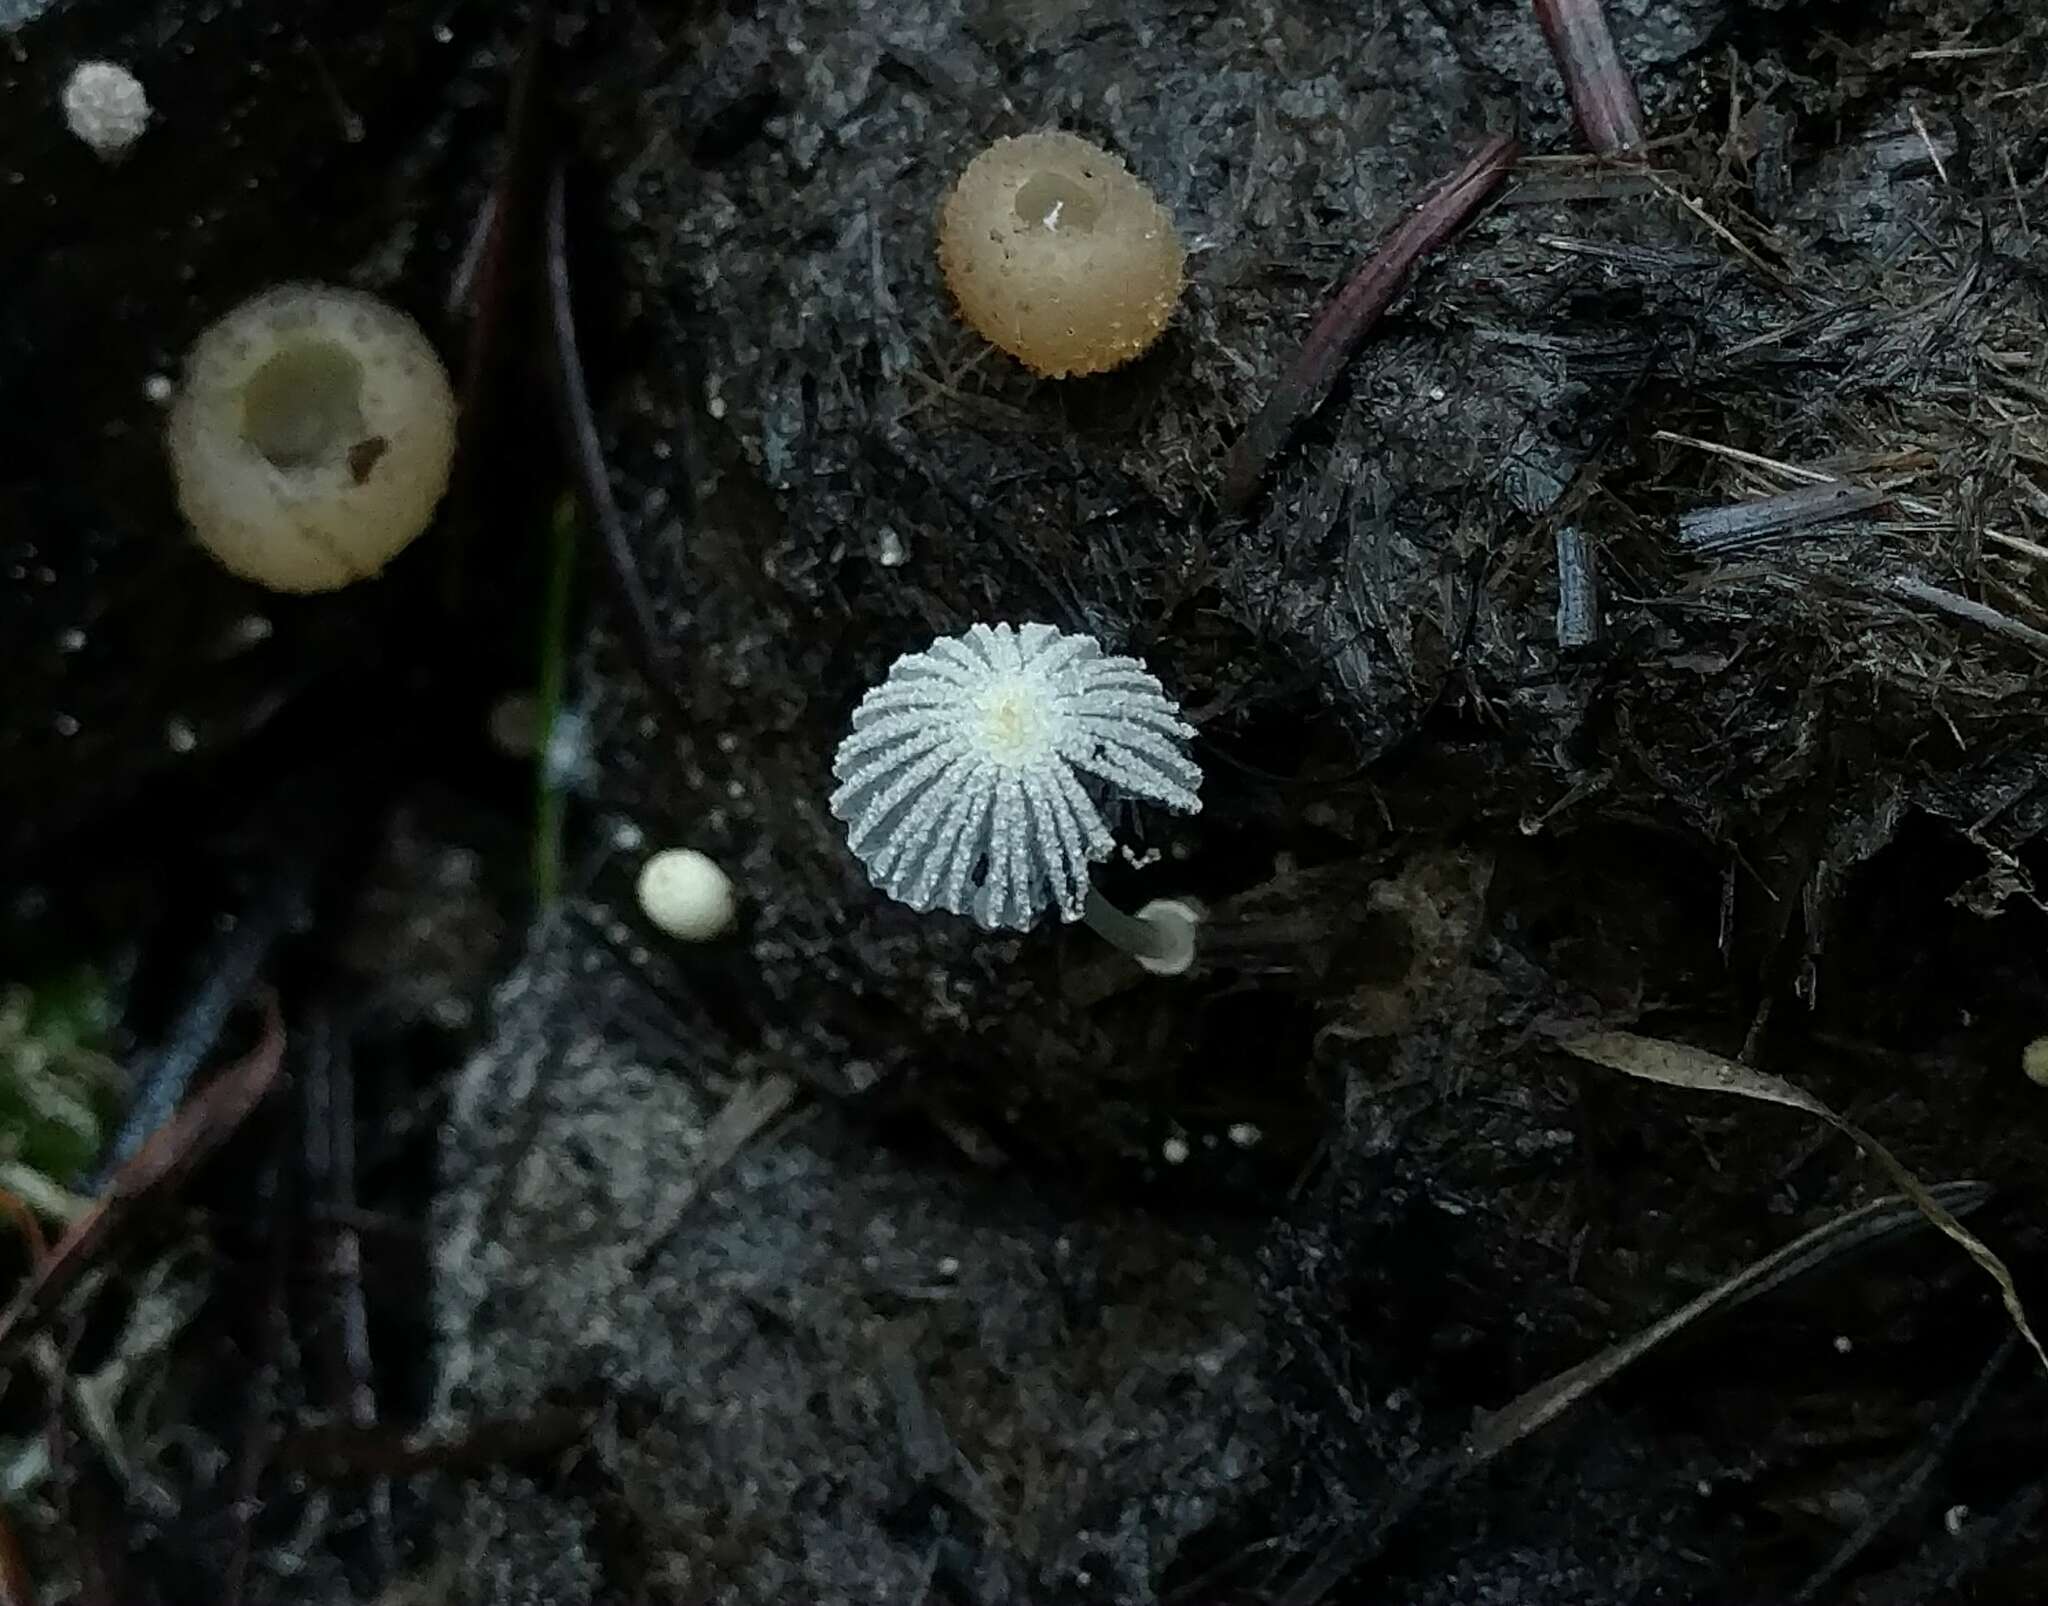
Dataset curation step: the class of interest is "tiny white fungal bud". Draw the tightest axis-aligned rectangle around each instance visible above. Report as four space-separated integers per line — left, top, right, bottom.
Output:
2023 1037 2048 1088
62 61 151 159
636 849 737 941
1161 1136 1190 1165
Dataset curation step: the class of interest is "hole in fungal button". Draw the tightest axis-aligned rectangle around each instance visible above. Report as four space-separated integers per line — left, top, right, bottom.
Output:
1014 170 1101 234
241 339 367 469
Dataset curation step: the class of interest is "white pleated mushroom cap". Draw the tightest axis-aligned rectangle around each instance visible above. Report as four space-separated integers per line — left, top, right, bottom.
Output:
829 621 1201 932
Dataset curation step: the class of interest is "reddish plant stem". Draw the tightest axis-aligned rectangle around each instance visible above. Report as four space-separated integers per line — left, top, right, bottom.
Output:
1533 0 1647 156
545 162 687 714
0 1191 46 1265
1221 133 1519 512
0 996 285 1351
0 1505 36 1606
455 1 553 413
94 870 301 1180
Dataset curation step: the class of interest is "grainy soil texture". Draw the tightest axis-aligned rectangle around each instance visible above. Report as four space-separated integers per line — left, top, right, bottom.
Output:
3 0 2048 1602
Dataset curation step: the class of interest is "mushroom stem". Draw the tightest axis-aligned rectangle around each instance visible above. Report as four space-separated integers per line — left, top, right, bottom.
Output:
1081 887 1200 977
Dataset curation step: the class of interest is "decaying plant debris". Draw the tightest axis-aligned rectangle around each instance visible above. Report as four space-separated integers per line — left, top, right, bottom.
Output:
2 0 2047 1601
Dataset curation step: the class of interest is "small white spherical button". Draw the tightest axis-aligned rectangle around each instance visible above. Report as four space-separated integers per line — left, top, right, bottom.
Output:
636 849 737 942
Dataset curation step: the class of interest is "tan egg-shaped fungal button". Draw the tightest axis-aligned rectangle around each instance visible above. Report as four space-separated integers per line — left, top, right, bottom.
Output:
938 131 1185 378
167 283 457 593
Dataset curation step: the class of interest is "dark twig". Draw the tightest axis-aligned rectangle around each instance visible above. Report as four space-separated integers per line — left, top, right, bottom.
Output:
455 1 554 411
1222 134 1519 511
0 1189 48 1266
1678 481 1886 554
1279 1183 1993 1603
0 1504 37 1606
54 1439 122 1606
224 1121 291 1606
1791 1332 2019 1604
627 1074 798 1275
545 162 685 708
301 1009 395 1578
278 1404 594 1481
1882 574 2048 658
1554 525 1600 649
1865 1482 2048 1604
95 869 303 1180
1533 0 1647 155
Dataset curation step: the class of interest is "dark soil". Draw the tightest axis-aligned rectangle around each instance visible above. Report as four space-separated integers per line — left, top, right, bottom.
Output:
2 0 2046 1602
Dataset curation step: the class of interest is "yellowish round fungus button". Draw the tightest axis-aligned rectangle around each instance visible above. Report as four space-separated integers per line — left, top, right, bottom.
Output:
637 849 737 942
167 283 457 593
937 131 1185 379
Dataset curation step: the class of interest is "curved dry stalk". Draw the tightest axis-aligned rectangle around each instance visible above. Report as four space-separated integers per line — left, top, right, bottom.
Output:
1222 134 1519 511
1561 1029 2048 1377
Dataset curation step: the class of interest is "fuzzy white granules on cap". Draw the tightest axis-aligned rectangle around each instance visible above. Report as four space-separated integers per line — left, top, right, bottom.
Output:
62 62 151 158
829 621 1201 932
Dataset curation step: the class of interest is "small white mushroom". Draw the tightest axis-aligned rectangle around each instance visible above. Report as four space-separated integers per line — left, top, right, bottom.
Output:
62 62 151 159
166 283 457 593
829 620 1203 971
636 849 737 941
